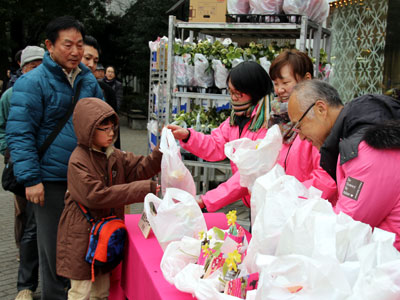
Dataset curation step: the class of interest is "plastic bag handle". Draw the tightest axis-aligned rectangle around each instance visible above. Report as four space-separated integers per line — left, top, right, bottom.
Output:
160 127 179 154
144 194 162 222
163 188 195 208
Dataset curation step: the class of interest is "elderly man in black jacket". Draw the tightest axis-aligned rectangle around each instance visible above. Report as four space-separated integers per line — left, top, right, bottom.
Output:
288 80 400 251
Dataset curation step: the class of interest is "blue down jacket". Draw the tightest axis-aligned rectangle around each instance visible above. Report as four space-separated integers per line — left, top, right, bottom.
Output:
6 52 103 186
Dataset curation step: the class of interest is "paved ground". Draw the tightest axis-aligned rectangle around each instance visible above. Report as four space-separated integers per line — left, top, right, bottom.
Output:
0 116 249 299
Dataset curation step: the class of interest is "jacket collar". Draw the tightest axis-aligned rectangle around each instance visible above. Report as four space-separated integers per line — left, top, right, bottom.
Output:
319 108 345 182
320 102 369 182
42 51 90 85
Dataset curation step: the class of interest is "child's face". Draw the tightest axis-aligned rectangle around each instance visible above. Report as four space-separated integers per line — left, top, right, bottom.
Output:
92 120 115 151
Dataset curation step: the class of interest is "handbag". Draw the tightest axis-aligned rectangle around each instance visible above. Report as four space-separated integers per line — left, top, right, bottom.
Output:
75 202 127 282
2 81 83 198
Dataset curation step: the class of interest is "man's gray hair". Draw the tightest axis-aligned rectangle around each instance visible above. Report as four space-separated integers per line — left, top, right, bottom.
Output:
293 80 343 112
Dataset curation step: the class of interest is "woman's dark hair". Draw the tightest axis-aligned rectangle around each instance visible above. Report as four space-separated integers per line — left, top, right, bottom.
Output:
15 50 23 64
45 16 85 44
106 65 116 74
227 61 273 105
269 49 314 81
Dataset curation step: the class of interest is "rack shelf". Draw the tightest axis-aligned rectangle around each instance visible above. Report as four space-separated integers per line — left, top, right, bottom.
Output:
173 92 230 101
174 20 331 40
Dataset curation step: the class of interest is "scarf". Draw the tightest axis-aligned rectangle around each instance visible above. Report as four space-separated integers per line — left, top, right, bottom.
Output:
229 95 272 132
268 98 296 144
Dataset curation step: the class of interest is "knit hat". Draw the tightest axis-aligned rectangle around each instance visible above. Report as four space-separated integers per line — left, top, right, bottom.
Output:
96 63 105 70
21 46 45 67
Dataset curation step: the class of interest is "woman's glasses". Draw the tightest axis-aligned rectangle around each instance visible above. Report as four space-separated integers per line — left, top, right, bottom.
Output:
96 125 117 134
282 102 315 141
228 87 243 99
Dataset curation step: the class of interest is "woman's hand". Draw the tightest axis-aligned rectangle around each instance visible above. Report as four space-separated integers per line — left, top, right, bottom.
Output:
166 124 189 140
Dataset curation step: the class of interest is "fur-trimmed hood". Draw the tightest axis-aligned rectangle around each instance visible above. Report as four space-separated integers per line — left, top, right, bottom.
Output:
363 120 400 149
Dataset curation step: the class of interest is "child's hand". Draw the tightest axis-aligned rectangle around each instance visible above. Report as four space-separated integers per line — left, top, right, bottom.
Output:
166 124 189 140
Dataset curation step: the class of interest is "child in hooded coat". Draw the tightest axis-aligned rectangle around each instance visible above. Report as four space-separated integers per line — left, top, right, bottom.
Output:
56 97 162 299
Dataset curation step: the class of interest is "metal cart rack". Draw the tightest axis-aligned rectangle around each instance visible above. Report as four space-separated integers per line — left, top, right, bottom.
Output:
148 15 331 194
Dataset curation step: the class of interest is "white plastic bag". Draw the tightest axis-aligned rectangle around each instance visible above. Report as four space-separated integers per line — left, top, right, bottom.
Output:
249 0 283 14
174 55 187 86
224 124 282 191
244 172 310 273
147 120 159 150
275 198 338 260
250 164 286 226
160 127 196 196
195 274 242 300
228 0 250 14
283 0 329 24
182 53 195 87
255 254 352 300
212 59 229 89
194 53 214 88
160 237 201 284
349 230 400 300
335 212 372 263
350 260 400 300
259 57 271 74
144 188 207 251
231 58 244 69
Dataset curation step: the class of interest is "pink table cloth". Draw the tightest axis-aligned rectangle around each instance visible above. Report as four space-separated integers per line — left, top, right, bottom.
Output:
109 213 250 300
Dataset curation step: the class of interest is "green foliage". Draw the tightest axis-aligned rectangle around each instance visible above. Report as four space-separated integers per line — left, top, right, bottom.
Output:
222 263 229 278
212 226 226 240
173 39 296 70
212 242 223 258
173 105 230 133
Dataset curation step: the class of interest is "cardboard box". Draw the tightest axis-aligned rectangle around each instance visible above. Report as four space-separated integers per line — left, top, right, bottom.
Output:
150 47 168 71
189 0 227 23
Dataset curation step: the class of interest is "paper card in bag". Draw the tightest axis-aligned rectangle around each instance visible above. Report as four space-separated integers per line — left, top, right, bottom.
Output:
138 211 152 238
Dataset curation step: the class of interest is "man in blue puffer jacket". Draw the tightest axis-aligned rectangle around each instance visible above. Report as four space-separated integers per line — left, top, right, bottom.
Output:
6 16 103 300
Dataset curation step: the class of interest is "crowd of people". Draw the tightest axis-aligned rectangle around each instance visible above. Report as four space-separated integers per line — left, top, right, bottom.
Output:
1 16 144 300
1 13 400 300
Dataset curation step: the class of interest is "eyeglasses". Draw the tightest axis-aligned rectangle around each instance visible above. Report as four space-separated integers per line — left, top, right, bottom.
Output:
96 125 117 134
282 102 315 141
228 87 243 99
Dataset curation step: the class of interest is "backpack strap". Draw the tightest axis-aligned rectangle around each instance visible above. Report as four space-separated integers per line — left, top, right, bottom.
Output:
74 201 95 224
38 80 83 159
75 167 116 223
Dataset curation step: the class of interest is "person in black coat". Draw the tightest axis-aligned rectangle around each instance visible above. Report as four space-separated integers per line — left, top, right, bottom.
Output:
103 65 123 111
82 36 121 149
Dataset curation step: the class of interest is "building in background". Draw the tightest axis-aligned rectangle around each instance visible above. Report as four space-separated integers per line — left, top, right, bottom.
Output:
328 0 398 102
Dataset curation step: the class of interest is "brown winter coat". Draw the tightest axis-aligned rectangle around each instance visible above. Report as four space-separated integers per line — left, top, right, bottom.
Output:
56 97 162 280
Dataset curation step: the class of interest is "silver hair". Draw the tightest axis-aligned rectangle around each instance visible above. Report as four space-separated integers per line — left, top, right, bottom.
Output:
292 80 343 114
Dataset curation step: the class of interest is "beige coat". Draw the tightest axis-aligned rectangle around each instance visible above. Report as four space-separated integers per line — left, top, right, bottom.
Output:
56 97 162 280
